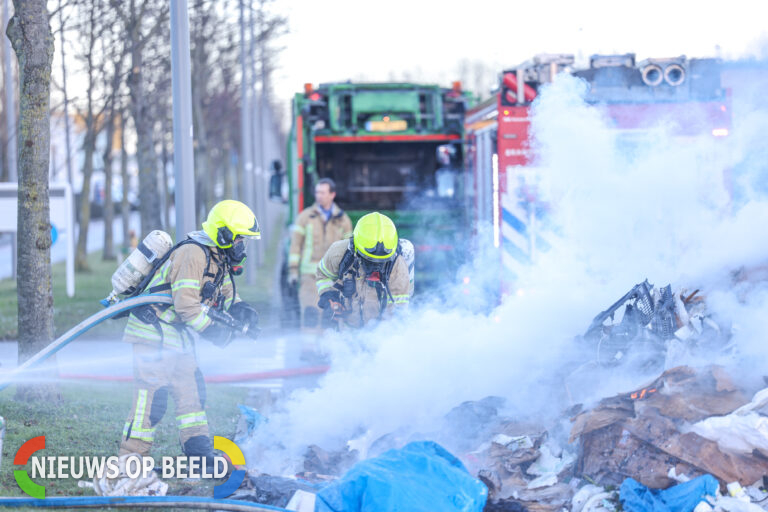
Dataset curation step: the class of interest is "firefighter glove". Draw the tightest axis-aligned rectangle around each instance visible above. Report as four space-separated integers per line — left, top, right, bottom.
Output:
318 290 341 310
200 321 234 347
228 301 260 339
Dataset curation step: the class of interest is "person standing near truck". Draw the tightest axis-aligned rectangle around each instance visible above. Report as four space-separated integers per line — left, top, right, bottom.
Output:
288 178 353 328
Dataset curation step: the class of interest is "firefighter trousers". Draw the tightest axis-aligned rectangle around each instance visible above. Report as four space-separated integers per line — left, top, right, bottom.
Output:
299 274 321 328
119 343 211 459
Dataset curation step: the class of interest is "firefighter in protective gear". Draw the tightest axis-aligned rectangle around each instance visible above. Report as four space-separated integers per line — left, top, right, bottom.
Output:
119 200 261 470
315 212 410 329
288 178 352 327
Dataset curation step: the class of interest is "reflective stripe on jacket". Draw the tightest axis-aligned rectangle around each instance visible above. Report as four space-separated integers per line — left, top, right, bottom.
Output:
289 202 352 275
123 242 237 350
315 239 410 328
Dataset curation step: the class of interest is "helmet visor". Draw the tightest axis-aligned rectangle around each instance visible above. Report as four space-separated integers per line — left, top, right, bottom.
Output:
358 241 394 260
242 218 261 239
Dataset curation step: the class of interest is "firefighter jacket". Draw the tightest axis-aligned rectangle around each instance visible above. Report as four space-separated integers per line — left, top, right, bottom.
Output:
123 235 238 350
289 202 352 276
315 240 410 328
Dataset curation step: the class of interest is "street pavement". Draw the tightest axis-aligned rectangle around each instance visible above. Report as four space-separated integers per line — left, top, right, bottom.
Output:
0 330 324 393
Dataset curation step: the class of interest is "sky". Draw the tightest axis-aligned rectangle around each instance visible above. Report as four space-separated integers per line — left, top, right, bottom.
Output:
271 0 768 106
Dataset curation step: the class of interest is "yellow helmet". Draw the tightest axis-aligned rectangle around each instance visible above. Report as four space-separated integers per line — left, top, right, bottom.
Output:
202 200 261 248
353 212 398 261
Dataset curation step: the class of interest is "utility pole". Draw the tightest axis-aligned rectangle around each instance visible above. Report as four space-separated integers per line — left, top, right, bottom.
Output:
249 0 264 266
239 0 255 284
257 0 267 264
4 0 17 279
3 0 15 182
58 0 73 187
170 0 196 239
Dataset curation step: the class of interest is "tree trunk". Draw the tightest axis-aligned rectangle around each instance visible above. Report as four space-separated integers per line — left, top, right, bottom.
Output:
120 110 130 247
128 19 161 236
223 140 233 199
191 26 209 226
102 113 115 260
74 3 100 272
102 55 121 260
160 133 170 231
75 127 95 271
0 47 6 182
7 0 58 402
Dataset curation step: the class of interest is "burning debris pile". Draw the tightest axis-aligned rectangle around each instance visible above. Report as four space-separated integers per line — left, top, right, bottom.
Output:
564 363 768 512
468 426 576 512
579 280 728 370
232 281 768 512
570 365 766 488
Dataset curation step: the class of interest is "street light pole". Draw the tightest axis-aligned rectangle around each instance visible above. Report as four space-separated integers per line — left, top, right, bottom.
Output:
169 0 196 240
257 0 267 263
239 0 256 284
3 0 15 183
4 0 17 279
249 0 264 266
58 0 73 187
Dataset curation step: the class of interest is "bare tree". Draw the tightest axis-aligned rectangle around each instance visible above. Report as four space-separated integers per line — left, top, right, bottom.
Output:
149 55 172 231
0 6 8 183
472 60 489 101
186 0 285 223
56 0 74 186
456 58 496 102
101 74 119 260
205 0 243 202
101 20 125 260
72 0 110 271
158 124 171 230
7 0 57 401
191 0 213 222
111 0 169 237
119 106 130 248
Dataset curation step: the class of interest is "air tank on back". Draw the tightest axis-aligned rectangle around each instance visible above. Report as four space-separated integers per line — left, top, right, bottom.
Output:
101 230 173 306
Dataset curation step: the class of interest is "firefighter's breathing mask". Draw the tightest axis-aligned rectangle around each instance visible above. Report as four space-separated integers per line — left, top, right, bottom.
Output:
359 257 385 277
224 236 247 269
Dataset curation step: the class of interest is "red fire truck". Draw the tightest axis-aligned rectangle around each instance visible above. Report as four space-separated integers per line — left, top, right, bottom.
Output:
465 53 731 300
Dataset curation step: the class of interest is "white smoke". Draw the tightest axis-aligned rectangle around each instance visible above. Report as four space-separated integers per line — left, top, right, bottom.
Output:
245 72 768 474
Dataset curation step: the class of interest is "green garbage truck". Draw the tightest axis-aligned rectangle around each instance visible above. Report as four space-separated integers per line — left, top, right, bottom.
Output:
270 81 471 325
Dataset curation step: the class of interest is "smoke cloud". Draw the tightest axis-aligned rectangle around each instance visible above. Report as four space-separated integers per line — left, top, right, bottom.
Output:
246 70 768 475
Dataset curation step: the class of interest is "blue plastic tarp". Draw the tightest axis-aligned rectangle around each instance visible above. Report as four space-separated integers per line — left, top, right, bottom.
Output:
314 441 488 512
620 474 719 512
235 404 266 443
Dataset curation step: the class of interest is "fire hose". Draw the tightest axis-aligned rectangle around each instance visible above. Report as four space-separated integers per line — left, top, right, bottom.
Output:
0 496 290 511
0 293 174 392
0 293 329 389
57 365 330 383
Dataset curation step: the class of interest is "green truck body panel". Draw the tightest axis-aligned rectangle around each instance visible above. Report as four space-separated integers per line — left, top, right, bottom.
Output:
313 83 450 132
283 81 472 297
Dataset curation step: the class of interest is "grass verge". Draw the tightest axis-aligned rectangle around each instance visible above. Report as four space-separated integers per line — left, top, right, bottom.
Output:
0 215 288 509
0 252 126 341
0 381 248 507
0 210 285 340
